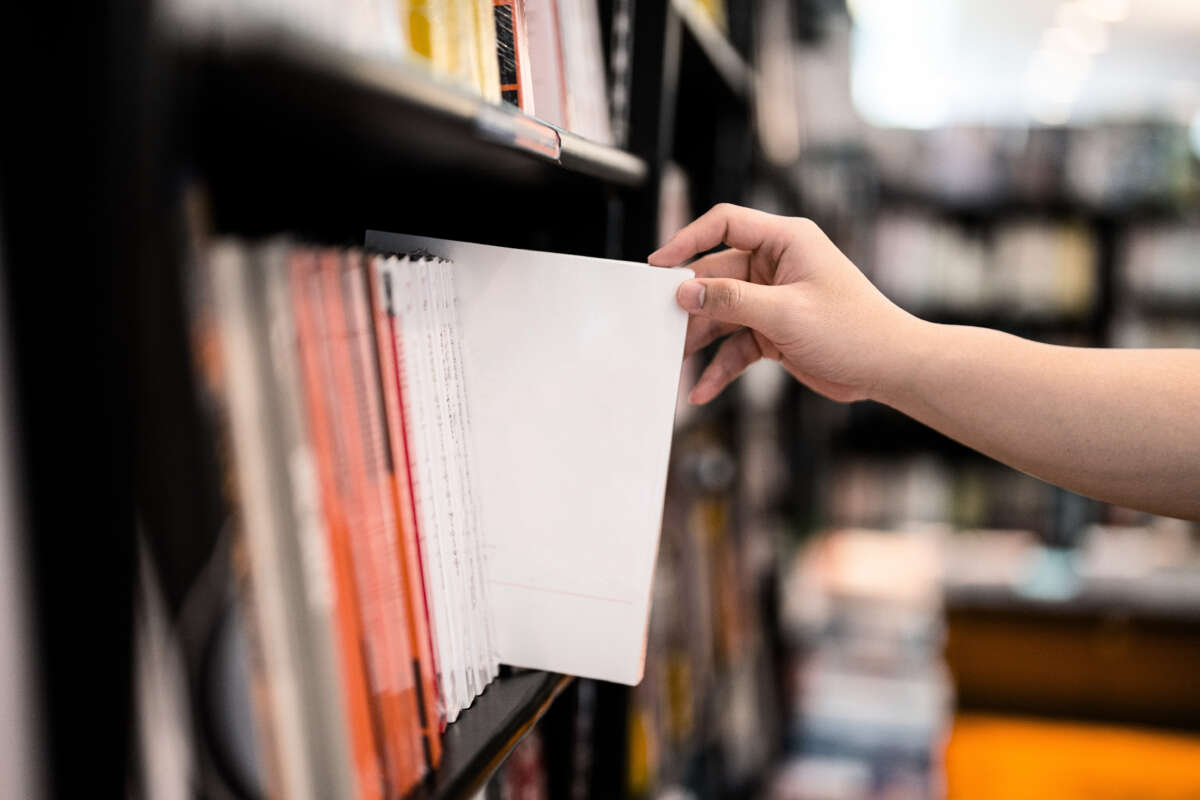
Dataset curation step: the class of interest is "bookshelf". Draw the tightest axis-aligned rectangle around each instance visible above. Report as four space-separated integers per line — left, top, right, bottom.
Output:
176 32 648 188
2 0 794 796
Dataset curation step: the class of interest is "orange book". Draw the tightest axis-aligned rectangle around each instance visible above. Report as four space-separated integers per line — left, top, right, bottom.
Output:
366 254 445 766
340 252 430 782
287 249 387 800
314 249 416 793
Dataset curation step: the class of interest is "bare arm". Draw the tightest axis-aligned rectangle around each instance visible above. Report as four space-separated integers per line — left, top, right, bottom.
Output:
651 203 1200 521
883 324 1200 520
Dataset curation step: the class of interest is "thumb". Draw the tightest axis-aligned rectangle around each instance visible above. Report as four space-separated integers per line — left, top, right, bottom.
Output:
676 278 782 334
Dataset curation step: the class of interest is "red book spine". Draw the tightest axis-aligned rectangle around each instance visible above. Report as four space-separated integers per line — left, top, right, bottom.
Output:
367 255 445 766
341 253 429 783
288 250 386 800
315 249 418 793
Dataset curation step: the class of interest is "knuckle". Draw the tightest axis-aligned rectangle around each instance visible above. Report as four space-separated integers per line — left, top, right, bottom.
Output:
791 216 818 236
712 202 736 215
707 281 741 311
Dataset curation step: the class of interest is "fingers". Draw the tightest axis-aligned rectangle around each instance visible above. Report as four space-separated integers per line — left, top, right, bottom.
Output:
668 249 753 354
690 329 762 404
676 277 783 336
684 316 739 358
649 204 791 267
680 247 751 281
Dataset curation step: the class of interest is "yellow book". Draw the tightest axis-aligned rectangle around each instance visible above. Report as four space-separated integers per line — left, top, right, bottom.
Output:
407 0 435 61
474 1 501 102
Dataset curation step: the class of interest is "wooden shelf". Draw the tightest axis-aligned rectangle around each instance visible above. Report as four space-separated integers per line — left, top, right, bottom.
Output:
173 29 647 188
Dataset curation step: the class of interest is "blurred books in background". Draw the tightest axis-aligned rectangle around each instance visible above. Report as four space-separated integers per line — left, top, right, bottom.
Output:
771 529 952 800
870 215 1097 319
867 123 1198 211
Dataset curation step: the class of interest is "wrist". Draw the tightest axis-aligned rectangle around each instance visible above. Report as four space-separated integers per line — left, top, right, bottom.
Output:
867 312 942 408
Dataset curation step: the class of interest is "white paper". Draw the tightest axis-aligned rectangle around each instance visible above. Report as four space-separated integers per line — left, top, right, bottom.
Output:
366 232 691 684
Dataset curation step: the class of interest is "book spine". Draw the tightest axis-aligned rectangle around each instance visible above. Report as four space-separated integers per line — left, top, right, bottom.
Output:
367 256 446 764
493 0 531 112
190 243 290 800
341 253 429 787
475 0 502 102
289 250 387 800
315 249 417 793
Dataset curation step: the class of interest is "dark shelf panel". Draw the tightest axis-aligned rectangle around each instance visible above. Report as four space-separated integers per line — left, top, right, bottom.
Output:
830 402 980 459
427 670 572 800
1123 296 1200 319
916 309 1101 339
673 0 753 100
878 184 1198 223
173 29 647 188
946 580 1200 622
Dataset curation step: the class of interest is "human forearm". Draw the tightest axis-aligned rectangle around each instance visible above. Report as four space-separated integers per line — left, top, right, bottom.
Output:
876 322 1200 520
652 205 1200 519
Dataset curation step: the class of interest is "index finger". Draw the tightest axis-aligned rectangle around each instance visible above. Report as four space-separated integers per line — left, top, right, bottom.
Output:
648 204 792 267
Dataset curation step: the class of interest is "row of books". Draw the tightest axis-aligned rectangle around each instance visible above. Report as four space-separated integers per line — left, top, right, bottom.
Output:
193 241 494 798
189 231 689 798
626 378 788 797
827 456 1064 537
773 529 952 800
1110 316 1200 349
1119 225 1200 304
869 214 1097 317
868 121 1198 210
942 520 1200 596
169 0 615 144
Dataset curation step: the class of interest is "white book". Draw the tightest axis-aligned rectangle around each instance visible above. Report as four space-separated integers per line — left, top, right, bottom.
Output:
366 231 691 685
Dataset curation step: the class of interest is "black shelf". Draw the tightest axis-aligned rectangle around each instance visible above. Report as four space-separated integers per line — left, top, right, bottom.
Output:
830 402 980 459
946 580 1200 623
878 184 1196 224
673 0 753 100
174 29 647 188
1123 296 1200 319
916 309 1101 340
428 671 572 799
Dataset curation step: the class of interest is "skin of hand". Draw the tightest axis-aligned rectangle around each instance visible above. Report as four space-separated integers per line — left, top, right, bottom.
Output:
649 203 924 405
651 203 1200 521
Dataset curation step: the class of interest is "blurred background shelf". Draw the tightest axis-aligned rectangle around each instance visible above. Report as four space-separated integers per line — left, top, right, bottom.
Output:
877 184 1198 224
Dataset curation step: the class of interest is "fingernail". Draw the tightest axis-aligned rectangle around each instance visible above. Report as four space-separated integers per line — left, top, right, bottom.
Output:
677 280 705 312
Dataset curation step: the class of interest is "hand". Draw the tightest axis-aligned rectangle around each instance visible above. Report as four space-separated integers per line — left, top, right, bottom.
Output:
650 204 923 404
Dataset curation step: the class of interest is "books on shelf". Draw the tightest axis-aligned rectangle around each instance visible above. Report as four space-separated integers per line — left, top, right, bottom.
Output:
190 234 690 798
167 0 616 143
870 213 1097 318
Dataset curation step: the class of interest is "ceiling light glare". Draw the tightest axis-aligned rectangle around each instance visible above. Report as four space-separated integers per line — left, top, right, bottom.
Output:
1055 3 1108 53
1031 45 1091 86
1081 0 1129 23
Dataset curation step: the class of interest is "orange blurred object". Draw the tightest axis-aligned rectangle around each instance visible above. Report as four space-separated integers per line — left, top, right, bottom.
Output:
946 713 1200 800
